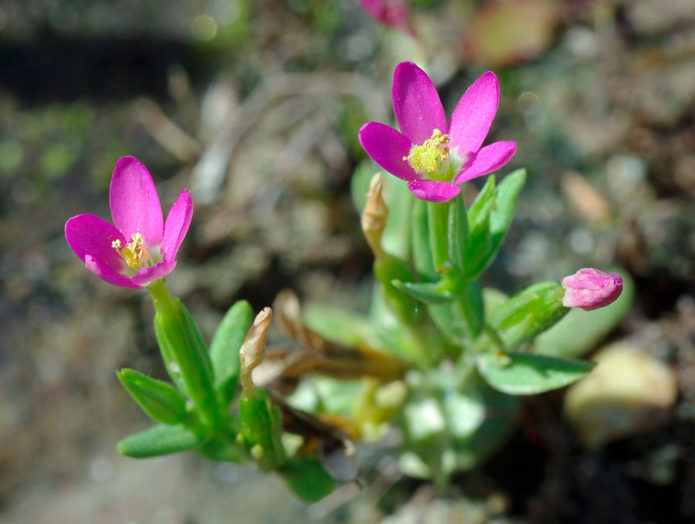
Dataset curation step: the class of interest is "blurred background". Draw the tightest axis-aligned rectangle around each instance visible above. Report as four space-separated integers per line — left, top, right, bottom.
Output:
1 0 694 522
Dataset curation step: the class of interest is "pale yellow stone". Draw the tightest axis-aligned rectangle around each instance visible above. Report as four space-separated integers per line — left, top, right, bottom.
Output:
564 342 677 448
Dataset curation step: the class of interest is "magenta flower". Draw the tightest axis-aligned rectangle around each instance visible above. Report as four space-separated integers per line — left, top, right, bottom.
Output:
65 156 193 289
359 62 516 202
561 268 623 311
358 0 414 35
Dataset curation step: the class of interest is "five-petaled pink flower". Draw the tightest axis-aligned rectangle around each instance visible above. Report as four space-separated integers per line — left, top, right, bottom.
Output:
561 268 623 311
359 61 516 202
65 156 193 289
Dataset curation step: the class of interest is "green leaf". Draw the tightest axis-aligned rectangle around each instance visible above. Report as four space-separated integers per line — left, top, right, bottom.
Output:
465 169 526 279
279 456 338 502
303 304 373 349
490 169 526 245
117 424 200 458
467 175 496 227
477 351 594 395
392 280 455 304
117 369 187 425
209 300 254 405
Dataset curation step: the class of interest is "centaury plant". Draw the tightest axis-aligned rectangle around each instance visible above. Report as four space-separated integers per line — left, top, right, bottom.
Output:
65 62 630 500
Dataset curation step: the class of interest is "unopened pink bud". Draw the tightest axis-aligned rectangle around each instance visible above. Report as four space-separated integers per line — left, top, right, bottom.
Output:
561 268 623 311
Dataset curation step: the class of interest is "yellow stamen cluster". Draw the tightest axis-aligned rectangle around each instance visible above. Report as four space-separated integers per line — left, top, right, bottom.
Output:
404 129 450 175
112 233 148 268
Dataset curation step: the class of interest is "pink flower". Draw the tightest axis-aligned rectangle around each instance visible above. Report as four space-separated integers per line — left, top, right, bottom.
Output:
65 156 193 289
358 0 414 35
358 62 516 202
561 268 623 311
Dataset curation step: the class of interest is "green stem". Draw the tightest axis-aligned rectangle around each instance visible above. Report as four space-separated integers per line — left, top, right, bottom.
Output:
427 201 451 273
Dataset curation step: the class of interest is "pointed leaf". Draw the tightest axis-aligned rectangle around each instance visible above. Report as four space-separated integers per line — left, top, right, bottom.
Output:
117 424 200 458
210 300 254 405
117 368 187 425
392 279 455 304
478 351 594 395
279 456 339 502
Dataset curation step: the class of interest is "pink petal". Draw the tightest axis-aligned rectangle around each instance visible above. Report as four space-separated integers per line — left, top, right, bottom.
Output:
454 141 516 184
161 189 193 264
407 180 461 202
392 62 447 144
561 268 623 311
449 72 500 157
358 122 419 181
85 255 142 289
65 213 126 272
109 156 164 246
131 261 177 286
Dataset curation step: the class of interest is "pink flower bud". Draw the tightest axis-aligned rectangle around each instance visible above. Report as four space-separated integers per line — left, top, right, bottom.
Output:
561 268 623 311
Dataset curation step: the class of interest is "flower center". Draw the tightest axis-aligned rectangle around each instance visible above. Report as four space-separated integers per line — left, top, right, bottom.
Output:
112 233 148 269
404 129 450 175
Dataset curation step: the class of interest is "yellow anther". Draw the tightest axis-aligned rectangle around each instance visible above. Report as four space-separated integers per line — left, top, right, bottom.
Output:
112 233 148 268
404 129 450 175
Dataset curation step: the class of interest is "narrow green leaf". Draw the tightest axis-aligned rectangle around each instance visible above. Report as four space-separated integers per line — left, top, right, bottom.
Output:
465 169 526 279
117 424 200 458
117 368 187 425
279 456 338 502
467 175 496 226
489 169 526 249
209 300 254 405
392 280 455 304
477 351 594 395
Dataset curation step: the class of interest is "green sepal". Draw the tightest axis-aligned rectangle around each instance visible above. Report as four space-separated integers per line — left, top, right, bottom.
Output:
150 280 219 428
392 280 455 304
488 281 569 348
209 300 254 406
477 351 595 395
117 368 188 426
279 456 339 502
239 388 286 471
117 424 200 458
